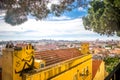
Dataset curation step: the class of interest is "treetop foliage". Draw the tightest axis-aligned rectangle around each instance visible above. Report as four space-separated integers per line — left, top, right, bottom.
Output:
0 0 120 37
0 0 87 25
82 0 120 36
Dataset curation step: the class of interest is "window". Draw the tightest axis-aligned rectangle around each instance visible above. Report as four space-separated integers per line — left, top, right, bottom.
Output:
41 63 44 68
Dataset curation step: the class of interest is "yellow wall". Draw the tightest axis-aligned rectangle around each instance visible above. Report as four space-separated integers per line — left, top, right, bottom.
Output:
2 49 14 80
14 44 34 80
2 43 92 80
2 44 34 80
23 54 92 80
93 61 105 80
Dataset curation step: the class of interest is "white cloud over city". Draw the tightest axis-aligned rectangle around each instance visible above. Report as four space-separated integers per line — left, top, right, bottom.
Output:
0 16 120 41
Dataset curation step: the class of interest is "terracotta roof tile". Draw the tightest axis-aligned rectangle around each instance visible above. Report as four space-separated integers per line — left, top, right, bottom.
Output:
110 49 120 54
92 60 102 79
35 48 83 66
16 44 28 47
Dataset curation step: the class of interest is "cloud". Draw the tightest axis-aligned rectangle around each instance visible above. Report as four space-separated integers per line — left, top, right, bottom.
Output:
0 17 120 41
78 7 86 12
17 18 84 36
0 18 86 38
47 15 71 20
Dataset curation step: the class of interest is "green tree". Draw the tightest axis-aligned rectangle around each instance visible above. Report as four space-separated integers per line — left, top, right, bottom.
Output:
82 0 120 36
104 57 120 73
1 0 120 37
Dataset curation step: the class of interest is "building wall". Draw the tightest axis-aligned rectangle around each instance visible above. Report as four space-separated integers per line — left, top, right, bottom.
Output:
2 43 91 80
2 44 34 80
93 61 105 80
23 54 92 80
13 45 34 80
2 49 14 80
51 56 92 80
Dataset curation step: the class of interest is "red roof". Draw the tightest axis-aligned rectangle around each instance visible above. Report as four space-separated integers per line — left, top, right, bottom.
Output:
35 48 83 66
35 44 57 51
15 43 29 47
92 60 102 79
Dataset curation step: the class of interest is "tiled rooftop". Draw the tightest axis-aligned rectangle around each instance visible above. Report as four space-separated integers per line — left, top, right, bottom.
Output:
35 44 58 51
92 60 102 79
110 49 120 54
15 43 29 47
35 48 83 66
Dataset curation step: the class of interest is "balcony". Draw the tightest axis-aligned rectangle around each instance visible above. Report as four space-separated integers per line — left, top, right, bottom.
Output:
104 62 120 80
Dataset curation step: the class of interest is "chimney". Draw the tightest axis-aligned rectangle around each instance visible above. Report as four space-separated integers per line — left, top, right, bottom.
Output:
2 42 34 80
81 43 90 54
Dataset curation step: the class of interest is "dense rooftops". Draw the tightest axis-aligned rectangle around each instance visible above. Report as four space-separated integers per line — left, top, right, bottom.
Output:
16 44 29 47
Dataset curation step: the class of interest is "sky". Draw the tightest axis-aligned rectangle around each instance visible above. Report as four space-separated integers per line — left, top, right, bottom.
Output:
0 1 120 41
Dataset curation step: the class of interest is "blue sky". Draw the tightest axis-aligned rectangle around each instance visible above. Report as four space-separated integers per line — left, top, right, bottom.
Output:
0 1 120 41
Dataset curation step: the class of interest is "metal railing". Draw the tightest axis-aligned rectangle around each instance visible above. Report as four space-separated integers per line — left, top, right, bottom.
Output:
104 62 120 80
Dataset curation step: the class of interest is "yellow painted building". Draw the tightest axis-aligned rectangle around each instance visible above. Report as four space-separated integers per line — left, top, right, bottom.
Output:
2 42 93 80
23 54 92 80
2 43 34 80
